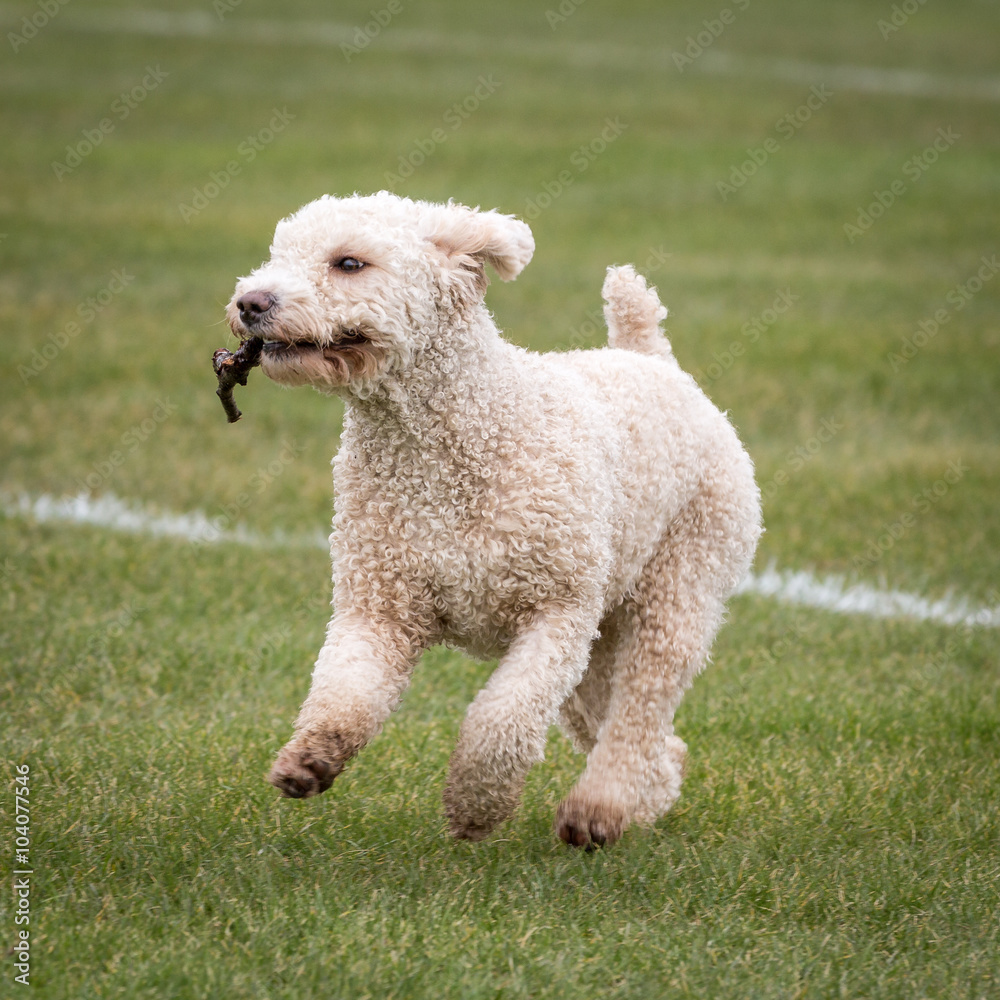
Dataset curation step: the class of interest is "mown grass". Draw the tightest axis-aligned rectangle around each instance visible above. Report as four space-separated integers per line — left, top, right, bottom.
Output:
4 518 998 998
2 1 999 997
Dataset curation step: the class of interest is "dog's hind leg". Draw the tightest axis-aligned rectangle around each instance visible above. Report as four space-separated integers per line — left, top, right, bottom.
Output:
556 489 755 848
557 606 626 754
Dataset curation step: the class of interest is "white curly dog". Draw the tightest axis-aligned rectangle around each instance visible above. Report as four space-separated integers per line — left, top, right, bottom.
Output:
226 192 761 848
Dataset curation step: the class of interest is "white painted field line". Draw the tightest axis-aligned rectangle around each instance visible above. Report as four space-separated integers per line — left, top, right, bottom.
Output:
737 564 1000 629
0 490 328 552
11 6 1000 103
2 489 998 629
697 51 1000 103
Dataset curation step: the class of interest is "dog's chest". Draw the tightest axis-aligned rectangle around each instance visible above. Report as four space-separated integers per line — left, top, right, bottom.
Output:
333 444 591 645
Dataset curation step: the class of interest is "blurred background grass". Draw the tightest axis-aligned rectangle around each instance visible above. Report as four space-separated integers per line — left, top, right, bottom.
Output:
2 0 998 595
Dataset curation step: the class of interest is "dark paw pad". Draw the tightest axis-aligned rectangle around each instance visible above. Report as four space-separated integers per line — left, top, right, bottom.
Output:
555 802 626 849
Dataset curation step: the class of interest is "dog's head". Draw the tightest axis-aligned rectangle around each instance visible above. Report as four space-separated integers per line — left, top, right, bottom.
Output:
226 192 534 395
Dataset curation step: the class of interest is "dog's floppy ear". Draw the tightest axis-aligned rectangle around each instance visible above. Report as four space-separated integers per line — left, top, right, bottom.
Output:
423 202 534 295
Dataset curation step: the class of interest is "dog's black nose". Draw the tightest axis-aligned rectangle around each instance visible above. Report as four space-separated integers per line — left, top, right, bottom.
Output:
237 290 275 324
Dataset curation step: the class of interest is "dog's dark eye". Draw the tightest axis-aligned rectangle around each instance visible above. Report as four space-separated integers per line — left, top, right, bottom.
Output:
334 257 366 273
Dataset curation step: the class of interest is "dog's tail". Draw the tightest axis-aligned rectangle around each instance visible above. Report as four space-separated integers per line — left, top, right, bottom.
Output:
602 265 673 359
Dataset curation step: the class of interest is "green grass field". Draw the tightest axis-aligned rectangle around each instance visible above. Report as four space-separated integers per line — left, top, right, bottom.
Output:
2 1 999 997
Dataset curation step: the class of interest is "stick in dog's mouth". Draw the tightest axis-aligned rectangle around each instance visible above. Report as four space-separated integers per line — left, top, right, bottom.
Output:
213 329 381 413
212 336 263 423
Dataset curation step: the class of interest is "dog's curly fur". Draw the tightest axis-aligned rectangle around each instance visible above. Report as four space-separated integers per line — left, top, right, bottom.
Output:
226 191 762 847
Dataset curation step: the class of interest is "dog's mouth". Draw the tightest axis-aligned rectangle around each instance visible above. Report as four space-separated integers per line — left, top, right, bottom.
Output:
260 330 370 358
257 329 383 389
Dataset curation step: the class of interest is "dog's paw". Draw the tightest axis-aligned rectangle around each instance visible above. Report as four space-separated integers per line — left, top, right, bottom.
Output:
443 743 528 842
443 795 508 842
443 782 520 842
268 743 340 799
555 797 629 850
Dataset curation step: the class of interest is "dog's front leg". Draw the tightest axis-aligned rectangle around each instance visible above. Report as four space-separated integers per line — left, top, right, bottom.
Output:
444 611 593 840
268 613 422 798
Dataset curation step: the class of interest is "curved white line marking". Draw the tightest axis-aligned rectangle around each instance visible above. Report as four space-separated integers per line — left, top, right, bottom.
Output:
0 490 327 551
737 563 1000 629
2 490 997 628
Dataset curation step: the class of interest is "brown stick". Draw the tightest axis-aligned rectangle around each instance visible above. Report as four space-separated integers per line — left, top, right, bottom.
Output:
212 337 263 423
